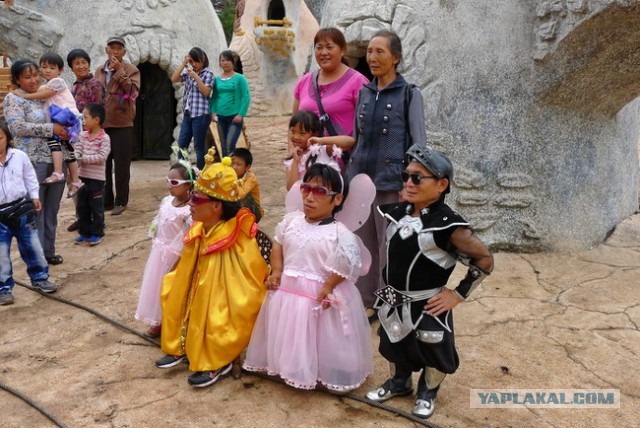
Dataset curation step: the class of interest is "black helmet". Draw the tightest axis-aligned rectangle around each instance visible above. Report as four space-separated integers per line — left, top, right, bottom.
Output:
405 144 453 193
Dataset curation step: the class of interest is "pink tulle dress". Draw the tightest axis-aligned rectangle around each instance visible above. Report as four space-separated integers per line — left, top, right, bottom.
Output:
135 196 191 327
244 211 373 392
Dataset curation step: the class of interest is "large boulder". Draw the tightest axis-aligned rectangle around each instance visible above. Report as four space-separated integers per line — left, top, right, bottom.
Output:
0 0 227 149
230 0 319 116
321 0 640 251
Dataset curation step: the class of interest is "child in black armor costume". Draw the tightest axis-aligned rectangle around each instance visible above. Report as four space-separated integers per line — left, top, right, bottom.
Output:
366 144 493 419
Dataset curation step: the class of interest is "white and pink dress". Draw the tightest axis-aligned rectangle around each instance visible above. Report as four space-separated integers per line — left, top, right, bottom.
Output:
135 196 190 327
244 211 373 392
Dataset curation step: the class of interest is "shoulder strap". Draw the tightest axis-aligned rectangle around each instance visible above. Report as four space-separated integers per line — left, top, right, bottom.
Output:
312 70 339 136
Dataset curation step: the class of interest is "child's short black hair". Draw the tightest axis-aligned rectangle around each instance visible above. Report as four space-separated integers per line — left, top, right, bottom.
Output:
302 163 348 214
231 148 253 166
0 121 14 149
169 162 193 181
66 49 91 68
83 103 106 126
289 110 320 135
39 52 64 70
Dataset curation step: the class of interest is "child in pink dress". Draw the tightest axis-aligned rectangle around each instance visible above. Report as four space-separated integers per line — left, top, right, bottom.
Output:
135 163 192 337
244 163 373 393
285 110 354 190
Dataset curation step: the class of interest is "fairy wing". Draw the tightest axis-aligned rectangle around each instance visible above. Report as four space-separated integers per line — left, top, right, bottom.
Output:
285 180 304 214
336 173 376 232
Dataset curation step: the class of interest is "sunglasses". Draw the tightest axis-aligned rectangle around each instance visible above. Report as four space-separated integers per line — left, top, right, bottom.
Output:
189 191 212 205
166 177 191 187
401 171 438 185
300 183 338 199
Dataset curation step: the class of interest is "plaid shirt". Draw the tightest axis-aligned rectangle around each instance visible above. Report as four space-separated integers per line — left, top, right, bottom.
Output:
71 74 104 112
181 68 214 118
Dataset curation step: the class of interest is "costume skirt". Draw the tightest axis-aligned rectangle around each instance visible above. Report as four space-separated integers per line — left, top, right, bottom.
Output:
134 244 179 326
244 273 373 392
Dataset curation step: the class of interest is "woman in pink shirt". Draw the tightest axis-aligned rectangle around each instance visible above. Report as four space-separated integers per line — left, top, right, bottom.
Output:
292 28 368 144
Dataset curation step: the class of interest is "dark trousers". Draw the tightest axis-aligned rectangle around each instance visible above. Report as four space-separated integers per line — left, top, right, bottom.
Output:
34 162 65 258
104 127 132 208
76 177 105 237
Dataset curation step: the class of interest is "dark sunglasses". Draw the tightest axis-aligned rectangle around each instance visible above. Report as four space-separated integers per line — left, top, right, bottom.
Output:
300 183 338 199
401 171 438 185
166 177 191 187
189 191 212 205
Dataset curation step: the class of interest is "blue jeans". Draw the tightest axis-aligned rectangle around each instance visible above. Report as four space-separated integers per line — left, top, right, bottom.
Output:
177 111 211 170
216 114 243 157
0 215 49 293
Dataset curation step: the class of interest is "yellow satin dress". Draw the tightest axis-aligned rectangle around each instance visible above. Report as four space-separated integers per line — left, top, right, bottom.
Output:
160 208 268 372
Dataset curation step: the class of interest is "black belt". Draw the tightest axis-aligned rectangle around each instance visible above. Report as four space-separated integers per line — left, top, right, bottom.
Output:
0 198 24 210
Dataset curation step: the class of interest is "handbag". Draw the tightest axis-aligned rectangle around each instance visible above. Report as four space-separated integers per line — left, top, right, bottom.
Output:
0 198 37 229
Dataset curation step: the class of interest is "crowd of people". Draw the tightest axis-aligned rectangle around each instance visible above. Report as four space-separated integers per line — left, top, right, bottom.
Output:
0 28 494 421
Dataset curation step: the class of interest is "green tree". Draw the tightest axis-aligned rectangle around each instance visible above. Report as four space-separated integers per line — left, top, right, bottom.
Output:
212 0 236 45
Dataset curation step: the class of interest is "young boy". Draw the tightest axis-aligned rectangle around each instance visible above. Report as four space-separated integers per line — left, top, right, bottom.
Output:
13 52 83 196
230 148 264 222
73 103 110 246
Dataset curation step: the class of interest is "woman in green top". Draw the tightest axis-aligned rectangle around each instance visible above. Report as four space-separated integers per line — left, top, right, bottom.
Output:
210 50 251 157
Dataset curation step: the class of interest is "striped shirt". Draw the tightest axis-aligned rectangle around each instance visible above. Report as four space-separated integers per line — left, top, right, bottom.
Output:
76 129 111 181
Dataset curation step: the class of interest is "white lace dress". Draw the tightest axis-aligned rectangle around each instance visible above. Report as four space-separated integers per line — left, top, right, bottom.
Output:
134 196 191 326
244 211 373 392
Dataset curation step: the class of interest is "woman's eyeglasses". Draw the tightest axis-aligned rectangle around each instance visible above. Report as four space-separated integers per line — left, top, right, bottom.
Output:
166 177 192 187
401 171 438 185
188 191 212 205
300 183 338 199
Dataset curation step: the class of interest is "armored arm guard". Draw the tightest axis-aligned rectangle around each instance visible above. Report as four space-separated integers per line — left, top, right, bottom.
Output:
454 263 491 300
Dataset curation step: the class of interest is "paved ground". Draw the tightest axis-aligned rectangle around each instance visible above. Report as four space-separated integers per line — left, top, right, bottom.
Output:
0 116 638 427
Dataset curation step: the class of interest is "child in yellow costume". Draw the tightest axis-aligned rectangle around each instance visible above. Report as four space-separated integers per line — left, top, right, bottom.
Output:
155 150 269 388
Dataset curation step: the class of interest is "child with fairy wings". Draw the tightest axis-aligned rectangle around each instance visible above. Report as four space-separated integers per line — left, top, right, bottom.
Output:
244 161 376 393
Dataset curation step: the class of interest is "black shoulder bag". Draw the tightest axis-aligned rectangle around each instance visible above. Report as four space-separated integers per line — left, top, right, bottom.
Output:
312 70 339 137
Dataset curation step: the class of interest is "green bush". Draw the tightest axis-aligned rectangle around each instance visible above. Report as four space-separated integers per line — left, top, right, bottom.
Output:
217 0 236 45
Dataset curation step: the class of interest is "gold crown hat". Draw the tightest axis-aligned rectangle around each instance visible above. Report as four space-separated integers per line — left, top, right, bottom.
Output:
194 147 240 202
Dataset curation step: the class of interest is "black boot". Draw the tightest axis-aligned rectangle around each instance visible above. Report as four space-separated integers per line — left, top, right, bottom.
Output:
412 369 443 419
365 370 413 402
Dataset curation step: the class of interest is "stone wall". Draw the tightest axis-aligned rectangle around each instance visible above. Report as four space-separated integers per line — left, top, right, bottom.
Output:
0 0 227 142
321 0 640 251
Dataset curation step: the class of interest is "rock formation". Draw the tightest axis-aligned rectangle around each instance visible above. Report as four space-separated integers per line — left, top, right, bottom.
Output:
321 0 639 251
230 0 319 116
0 0 227 149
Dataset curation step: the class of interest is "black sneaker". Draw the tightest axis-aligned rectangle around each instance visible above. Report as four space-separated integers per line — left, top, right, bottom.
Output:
365 376 413 402
0 292 14 305
32 280 58 293
155 354 186 368
187 363 232 388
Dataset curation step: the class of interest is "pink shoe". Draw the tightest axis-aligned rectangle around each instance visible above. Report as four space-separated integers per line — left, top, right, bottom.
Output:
144 325 161 338
67 182 84 198
42 172 64 184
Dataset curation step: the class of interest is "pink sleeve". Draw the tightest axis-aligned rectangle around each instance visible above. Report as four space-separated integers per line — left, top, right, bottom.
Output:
46 77 68 94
